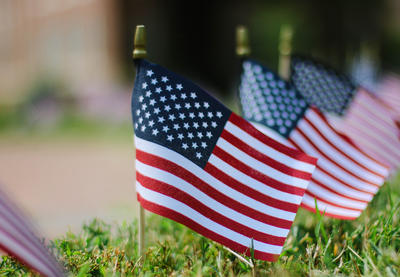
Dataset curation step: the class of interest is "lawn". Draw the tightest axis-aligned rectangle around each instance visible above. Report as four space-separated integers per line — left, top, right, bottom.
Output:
1 106 399 276
1 173 399 276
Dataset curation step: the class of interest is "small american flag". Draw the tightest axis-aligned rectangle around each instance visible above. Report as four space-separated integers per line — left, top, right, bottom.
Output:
132 59 317 261
0 186 63 276
291 56 400 171
376 75 400 129
239 59 389 220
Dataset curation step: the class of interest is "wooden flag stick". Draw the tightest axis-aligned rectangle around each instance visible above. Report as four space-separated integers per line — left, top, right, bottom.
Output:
223 246 253 268
133 24 147 257
278 25 293 80
236 25 251 58
235 26 256 277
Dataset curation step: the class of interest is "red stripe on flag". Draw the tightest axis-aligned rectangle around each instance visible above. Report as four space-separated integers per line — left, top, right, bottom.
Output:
307 177 369 204
288 138 374 197
350 107 400 150
204 163 300 213
137 172 287 245
342 121 400 167
0 193 62 277
0 209 57 273
136 150 293 229
300 201 358 220
137 193 279 261
212 146 306 196
220 130 313 180
293 126 379 189
303 111 386 179
228 113 318 164
327 124 389 169
303 189 363 212
0 225 57 277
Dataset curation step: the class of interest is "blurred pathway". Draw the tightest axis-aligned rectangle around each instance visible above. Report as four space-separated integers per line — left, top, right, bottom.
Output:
0 138 138 238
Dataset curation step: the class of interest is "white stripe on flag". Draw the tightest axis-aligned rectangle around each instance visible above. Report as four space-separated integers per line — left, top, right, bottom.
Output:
252 122 295 147
0 232 53 276
357 91 398 126
216 137 310 189
339 124 399 167
136 181 283 254
305 109 388 176
306 182 367 210
336 89 400 170
135 136 303 206
290 130 378 194
207 154 303 205
250 107 385 219
311 170 373 202
224 121 315 173
0 192 62 277
136 159 292 234
302 193 361 218
297 118 382 184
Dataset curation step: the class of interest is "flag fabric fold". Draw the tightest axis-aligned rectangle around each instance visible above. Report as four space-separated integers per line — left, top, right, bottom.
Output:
132 59 317 261
0 186 64 277
376 75 400 129
290 56 400 171
239 59 389 220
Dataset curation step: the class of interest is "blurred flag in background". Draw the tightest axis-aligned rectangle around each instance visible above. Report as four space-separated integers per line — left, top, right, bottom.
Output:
0 186 63 277
291 56 400 171
376 75 400 130
239 59 389 219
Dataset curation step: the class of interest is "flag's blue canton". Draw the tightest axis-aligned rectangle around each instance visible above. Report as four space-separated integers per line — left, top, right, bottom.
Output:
290 56 356 116
132 60 231 168
239 59 308 138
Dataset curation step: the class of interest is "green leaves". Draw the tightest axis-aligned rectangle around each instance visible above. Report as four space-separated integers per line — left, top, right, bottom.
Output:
314 198 328 245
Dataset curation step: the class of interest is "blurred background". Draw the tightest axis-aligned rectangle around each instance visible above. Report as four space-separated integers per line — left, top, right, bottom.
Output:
1 0 400 238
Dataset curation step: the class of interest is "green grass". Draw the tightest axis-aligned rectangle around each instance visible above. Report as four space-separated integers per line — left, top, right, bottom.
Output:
0 108 132 144
2 175 400 276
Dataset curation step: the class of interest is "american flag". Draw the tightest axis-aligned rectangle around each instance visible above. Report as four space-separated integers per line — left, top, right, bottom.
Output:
291 56 400 171
132 59 317 261
239 59 389 220
0 186 63 276
376 75 400 129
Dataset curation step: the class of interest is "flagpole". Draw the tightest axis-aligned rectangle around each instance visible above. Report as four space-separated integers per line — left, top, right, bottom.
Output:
235 25 256 277
236 25 251 58
278 25 293 80
133 24 147 257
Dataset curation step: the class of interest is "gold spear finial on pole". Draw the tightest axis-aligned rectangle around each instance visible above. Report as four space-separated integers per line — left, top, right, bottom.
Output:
133 25 147 59
278 24 293 80
132 25 147 257
236 25 251 58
